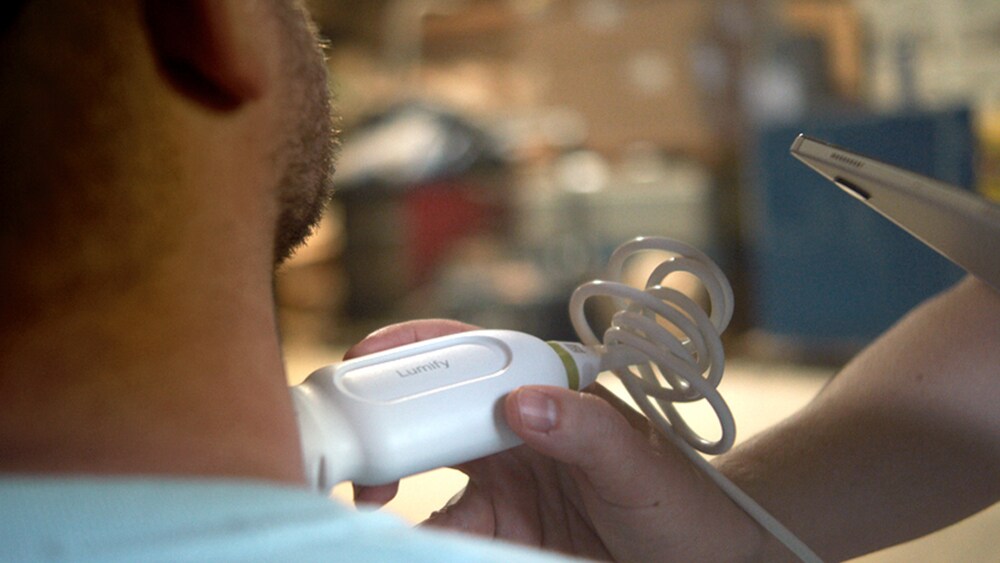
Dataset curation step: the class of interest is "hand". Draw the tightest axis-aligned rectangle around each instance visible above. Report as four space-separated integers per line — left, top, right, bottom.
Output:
344 319 765 561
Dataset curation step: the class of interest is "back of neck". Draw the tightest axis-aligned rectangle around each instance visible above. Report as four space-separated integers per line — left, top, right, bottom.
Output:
0 276 305 485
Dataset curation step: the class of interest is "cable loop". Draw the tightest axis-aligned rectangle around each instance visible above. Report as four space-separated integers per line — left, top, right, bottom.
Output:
569 236 736 455
570 236 823 561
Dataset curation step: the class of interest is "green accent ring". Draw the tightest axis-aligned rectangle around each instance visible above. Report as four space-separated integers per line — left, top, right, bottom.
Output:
548 342 580 390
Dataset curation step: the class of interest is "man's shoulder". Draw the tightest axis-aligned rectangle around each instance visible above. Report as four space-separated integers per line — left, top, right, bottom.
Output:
0 477 578 562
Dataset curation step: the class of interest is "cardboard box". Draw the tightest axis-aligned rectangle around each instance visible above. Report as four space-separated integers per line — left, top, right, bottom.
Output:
516 0 720 158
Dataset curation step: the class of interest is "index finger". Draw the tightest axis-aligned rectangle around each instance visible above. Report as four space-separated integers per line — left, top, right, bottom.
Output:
342 319 479 359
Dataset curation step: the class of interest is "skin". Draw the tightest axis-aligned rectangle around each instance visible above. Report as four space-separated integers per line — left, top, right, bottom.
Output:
348 277 1000 562
346 322 764 561
4 1 999 561
719 276 1000 561
0 0 333 483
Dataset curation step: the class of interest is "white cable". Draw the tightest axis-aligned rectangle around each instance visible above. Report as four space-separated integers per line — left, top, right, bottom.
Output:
570 236 823 563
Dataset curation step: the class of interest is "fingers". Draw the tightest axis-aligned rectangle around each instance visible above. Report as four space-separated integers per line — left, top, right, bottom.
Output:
503 384 692 509
503 385 766 561
353 482 399 507
343 319 478 359
421 484 497 536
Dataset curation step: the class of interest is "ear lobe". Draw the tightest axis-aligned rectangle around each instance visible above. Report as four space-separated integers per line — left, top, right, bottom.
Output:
143 0 266 111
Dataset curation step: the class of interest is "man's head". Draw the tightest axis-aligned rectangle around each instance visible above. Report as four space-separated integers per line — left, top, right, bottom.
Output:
0 0 336 481
0 0 336 326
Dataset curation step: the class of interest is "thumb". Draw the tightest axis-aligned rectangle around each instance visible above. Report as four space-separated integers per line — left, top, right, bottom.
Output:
504 385 697 509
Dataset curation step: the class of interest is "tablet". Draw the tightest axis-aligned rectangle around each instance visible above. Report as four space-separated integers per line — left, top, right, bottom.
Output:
790 134 1000 291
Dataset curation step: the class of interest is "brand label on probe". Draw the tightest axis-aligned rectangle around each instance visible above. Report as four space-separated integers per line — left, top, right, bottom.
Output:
395 358 450 377
338 340 509 403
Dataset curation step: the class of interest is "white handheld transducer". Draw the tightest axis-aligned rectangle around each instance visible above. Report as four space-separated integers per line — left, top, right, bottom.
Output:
289 236 822 562
292 329 601 491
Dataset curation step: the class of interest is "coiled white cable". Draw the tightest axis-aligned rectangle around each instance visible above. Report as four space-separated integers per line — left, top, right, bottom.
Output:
570 236 822 563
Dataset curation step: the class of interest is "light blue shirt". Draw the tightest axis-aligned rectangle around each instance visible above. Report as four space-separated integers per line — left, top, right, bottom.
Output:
0 477 585 562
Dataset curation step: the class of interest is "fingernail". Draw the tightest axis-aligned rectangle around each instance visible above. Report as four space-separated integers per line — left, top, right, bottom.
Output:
516 389 558 432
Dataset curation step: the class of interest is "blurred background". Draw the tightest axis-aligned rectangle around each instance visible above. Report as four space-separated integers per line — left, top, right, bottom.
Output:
279 1 1000 560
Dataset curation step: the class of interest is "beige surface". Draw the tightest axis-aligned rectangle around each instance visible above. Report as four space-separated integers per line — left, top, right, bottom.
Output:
285 347 1000 561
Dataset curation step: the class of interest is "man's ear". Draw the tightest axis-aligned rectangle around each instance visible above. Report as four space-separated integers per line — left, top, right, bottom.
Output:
143 0 267 110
